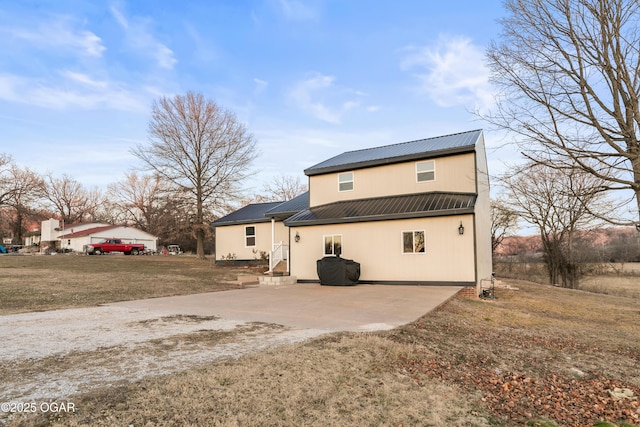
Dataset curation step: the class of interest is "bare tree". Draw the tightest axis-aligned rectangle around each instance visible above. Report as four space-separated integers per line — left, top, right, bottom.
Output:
132 91 258 259
491 198 518 253
153 187 200 252
107 172 167 232
4 165 43 244
107 173 201 249
500 162 606 288
261 175 307 201
0 154 14 207
41 173 103 224
485 0 640 225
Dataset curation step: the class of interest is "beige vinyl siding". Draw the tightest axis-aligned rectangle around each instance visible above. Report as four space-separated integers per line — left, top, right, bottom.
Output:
289 215 475 282
215 222 288 261
473 134 493 291
309 153 476 207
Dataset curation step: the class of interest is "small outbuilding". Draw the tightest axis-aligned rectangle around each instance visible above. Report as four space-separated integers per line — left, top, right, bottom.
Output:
40 219 158 253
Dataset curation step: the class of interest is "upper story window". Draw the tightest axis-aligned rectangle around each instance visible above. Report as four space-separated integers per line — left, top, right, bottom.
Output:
416 160 435 182
338 172 354 191
245 226 256 247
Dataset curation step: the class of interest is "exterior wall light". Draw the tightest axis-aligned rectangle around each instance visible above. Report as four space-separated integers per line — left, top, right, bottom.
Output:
295 231 301 242
458 221 465 235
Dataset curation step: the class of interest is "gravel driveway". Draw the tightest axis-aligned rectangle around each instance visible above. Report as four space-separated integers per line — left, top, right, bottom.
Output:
0 305 324 405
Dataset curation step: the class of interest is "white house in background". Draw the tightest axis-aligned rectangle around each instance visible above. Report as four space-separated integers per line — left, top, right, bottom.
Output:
40 219 158 253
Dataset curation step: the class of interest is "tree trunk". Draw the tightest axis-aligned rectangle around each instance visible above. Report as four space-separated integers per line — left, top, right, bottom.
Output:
13 209 23 245
195 184 206 260
196 227 205 260
635 186 640 227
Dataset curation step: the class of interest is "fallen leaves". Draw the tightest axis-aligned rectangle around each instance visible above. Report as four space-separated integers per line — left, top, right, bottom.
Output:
396 354 639 426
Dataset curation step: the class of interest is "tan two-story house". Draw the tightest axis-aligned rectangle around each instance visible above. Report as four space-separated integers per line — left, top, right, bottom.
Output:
213 129 492 293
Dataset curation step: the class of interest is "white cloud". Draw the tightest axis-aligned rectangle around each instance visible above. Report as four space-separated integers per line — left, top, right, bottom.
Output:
153 44 177 69
401 34 494 111
109 5 177 70
0 72 149 112
290 73 341 123
184 23 219 64
253 78 268 95
61 70 108 89
289 73 375 124
276 0 319 21
76 31 106 57
2 16 105 58
109 5 129 29
342 100 360 111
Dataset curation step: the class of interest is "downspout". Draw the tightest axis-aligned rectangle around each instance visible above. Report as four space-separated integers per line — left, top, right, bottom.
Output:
269 217 275 272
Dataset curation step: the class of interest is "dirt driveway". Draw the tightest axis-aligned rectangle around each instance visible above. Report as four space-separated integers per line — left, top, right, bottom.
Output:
0 284 460 406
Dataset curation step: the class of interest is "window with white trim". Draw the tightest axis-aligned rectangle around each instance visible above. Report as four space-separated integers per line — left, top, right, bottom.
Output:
324 234 342 256
402 230 425 254
245 226 256 247
338 172 354 191
416 160 435 182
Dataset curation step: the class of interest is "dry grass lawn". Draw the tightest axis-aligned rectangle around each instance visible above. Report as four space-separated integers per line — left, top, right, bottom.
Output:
0 253 249 314
2 255 640 426
580 276 640 299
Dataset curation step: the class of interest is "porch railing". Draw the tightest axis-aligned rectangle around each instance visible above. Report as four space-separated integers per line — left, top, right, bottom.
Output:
269 241 289 272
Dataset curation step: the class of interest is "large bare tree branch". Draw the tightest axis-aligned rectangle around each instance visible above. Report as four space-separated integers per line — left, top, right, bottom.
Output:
261 175 308 202
485 0 640 224
491 198 519 253
0 154 15 207
41 174 104 224
107 172 168 231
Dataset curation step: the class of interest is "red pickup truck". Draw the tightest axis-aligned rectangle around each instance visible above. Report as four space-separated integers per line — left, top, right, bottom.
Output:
85 239 145 255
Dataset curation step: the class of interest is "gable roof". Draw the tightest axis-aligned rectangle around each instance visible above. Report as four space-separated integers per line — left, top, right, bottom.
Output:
284 192 477 226
58 225 121 238
211 201 284 227
304 129 482 176
57 225 159 239
264 191 310 219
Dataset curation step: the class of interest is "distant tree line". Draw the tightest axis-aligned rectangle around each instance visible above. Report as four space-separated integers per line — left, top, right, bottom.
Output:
495 226 640 265
0 157 207 252
0 155 304 253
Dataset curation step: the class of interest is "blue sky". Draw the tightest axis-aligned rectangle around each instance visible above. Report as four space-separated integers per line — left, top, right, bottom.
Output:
0 0 509 195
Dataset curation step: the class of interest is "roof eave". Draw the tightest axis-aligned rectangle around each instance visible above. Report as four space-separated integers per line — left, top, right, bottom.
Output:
304 145 476 176
210 218 273 227
284 207 475 227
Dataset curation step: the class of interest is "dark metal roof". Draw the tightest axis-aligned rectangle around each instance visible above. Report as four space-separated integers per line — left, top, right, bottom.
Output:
284 192 477 226
211 201 284 226
264 191 310 219
304 129 482 176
